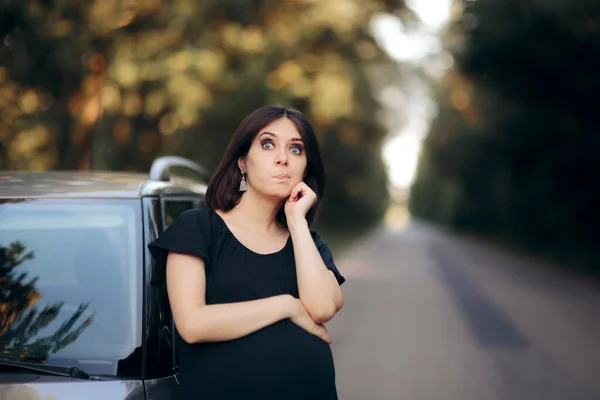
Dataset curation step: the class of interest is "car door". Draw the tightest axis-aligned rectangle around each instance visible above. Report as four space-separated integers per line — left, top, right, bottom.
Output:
144 196 201 399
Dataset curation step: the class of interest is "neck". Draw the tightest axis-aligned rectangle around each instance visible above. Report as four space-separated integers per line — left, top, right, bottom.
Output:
229 189 284 232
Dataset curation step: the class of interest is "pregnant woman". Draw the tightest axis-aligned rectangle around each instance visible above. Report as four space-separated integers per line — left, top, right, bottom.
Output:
148 105 346 400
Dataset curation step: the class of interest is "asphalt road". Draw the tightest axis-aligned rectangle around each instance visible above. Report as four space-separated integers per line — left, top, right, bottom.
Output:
328 219 600 400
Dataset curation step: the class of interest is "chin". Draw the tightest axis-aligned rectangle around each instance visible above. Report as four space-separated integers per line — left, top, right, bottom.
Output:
257 185 292 200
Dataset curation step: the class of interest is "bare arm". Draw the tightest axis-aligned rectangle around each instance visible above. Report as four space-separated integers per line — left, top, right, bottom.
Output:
288 217 344 324
166 252 293 343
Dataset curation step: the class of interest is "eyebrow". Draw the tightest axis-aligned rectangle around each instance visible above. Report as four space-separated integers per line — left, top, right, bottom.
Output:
258 131 303 142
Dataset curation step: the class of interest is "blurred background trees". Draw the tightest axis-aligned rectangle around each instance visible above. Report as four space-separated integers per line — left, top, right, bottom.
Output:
5 0 597 273
0 0 412 237
410 0 600 274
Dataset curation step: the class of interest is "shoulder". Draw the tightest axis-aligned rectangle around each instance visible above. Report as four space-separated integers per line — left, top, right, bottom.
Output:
310 230 330 250
152 207 215 248
178 207 211 221
309 230 336 262
310 230 326 242
309 230 345 285
169 207 213 230
148 208 214 285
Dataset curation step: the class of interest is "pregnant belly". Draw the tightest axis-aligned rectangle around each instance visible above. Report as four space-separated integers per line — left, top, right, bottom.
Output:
181 320 336 397
275 319 335 373
237 320 334 374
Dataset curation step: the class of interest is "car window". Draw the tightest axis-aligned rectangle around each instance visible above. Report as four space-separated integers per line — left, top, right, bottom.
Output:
0 199 142 377
163 199 197 228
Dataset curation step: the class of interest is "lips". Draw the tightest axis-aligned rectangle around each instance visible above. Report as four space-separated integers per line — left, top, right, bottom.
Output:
274 174 290 179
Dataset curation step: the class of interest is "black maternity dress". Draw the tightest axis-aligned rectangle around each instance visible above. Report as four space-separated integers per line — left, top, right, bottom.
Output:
148 207 345 400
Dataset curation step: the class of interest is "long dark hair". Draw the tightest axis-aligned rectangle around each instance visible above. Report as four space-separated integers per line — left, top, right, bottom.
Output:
204 105 325 229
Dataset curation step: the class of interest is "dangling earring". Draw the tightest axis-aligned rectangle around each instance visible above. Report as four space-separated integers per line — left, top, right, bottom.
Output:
239 170 247 192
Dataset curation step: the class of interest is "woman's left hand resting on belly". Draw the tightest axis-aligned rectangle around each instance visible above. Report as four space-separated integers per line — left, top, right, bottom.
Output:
288 296 332 343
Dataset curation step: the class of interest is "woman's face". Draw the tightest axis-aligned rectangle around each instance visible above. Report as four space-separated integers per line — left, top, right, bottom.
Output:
240 117 307 199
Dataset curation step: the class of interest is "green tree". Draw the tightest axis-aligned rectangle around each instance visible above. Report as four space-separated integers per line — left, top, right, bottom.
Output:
410 0 600 273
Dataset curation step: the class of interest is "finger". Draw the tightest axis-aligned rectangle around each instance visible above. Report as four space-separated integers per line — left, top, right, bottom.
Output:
295 185 310 201
290 185 302 201
297 182 308 193
314 324 332 343
289 185 298 199
296 184 315 201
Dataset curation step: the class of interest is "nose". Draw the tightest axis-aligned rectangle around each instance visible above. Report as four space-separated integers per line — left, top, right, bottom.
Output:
276 147 288 166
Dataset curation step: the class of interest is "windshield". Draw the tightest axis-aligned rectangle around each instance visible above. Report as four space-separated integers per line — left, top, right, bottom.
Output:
0 198 142 376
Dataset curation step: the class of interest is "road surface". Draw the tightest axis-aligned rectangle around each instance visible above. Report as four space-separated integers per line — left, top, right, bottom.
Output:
328 217 600 400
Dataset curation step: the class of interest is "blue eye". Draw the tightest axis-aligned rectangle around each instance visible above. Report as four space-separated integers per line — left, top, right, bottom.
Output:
290 146 304 155
262 141 274 150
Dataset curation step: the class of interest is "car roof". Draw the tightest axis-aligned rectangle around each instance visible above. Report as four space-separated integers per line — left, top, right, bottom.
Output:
0 171 208 199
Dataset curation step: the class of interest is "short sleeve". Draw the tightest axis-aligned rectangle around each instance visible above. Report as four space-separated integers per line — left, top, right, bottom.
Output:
312 231 345 286
148 208 212 285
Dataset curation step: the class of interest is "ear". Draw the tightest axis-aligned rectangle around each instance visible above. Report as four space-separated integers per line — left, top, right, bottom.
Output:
237 157 246 173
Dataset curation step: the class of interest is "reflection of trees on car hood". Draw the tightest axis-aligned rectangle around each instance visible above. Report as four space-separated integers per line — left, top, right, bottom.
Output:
0 241 93 362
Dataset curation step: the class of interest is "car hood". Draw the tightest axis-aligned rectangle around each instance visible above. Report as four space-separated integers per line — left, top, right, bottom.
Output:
0 375 144 400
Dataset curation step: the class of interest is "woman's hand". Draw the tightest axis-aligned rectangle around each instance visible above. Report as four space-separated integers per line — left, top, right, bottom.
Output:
284 182 317 221
287 296 332 344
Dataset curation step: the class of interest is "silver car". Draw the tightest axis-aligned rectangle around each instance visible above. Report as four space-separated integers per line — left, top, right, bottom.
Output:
0 157 209 400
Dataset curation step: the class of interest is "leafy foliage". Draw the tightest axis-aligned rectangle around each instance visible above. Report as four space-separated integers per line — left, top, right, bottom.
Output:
0 0 404 234
410 0 600 273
